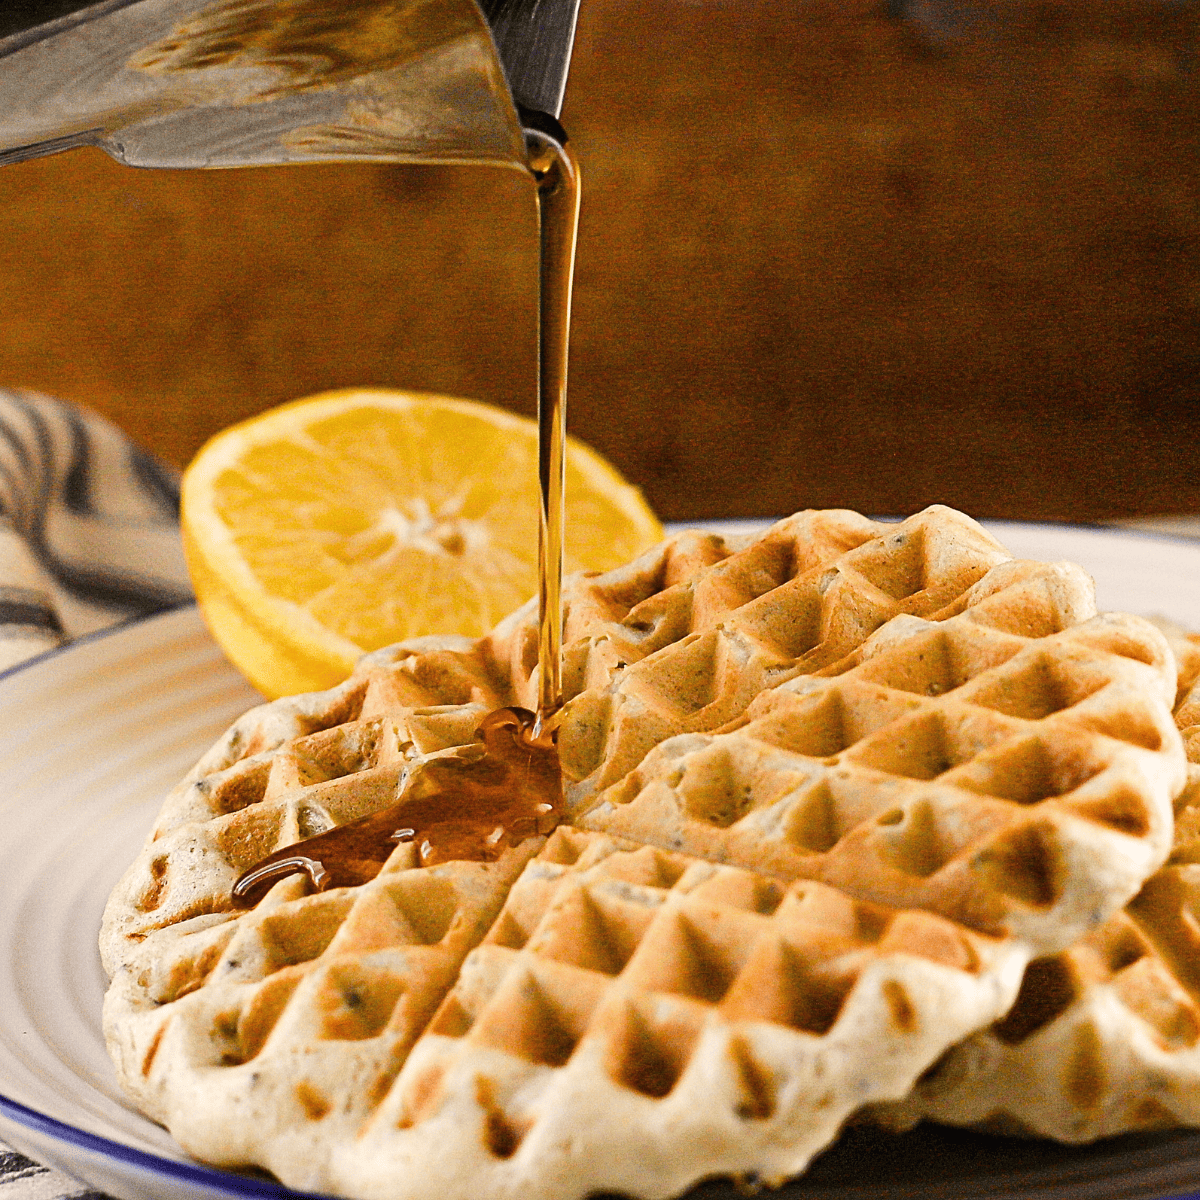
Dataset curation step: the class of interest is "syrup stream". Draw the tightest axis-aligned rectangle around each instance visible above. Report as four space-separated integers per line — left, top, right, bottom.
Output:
231 131 580 906
527 128 581 725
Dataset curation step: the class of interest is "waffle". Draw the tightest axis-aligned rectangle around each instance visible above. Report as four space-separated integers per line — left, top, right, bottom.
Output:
871 663 1200 1142
536 505 1095 808
100 506 1187 1199
107 830 1027 1199
337 831 1027 1200
1147 616 1200 713
576 607 1184 954
1172 640 1200 763
104 843 541 1139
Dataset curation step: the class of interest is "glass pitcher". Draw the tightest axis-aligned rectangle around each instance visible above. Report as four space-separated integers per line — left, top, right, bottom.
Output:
0 0 578 170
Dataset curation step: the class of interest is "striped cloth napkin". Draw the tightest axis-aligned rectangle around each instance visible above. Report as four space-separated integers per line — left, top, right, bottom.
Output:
0 389 192 676
0 1152 107 1200
1 390 192 1200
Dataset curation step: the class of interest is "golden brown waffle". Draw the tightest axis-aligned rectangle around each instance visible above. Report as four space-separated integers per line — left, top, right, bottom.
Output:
1173 656 1200 764
869 654 1200 1142
100 506 1188 1198
576 607 1184 954
538 505 1084 806
106 830 1028 1199
104 843 542 1162
1146 616 1200 712
871 765 1200 1141
339 830 1030 1200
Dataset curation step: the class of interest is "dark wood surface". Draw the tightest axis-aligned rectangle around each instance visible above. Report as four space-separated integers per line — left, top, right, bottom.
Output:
1 0 1197 523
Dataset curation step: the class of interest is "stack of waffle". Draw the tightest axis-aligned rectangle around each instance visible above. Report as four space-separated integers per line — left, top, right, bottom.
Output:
102 505 1191 1200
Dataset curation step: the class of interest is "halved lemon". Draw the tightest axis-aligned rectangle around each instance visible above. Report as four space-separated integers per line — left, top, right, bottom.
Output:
182 389 663 698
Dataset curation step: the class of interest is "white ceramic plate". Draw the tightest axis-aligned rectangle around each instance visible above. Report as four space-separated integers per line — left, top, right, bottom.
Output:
5 522 1200 1200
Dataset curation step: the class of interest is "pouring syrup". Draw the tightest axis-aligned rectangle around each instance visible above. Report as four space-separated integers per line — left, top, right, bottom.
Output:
232 127 581 907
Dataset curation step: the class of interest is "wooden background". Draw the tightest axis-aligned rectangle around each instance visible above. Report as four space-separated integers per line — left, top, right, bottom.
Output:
1 0 1197 523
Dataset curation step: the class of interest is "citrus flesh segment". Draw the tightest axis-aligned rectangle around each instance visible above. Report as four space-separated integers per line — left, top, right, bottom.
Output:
181 389 664 698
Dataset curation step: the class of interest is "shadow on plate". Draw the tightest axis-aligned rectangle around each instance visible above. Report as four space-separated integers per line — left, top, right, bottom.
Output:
596 1124 1200 1200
